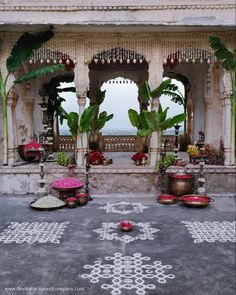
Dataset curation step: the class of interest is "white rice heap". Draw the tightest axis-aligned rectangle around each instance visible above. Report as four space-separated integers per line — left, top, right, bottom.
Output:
30 195 65 209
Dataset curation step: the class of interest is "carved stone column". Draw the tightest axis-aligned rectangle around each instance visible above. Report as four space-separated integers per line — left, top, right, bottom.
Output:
221 92 232 166
76 95 87 166
204 97 213 144
7 89 18 165
148 55 164 166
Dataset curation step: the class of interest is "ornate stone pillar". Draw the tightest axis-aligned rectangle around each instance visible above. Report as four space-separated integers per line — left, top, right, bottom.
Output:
221 92 232 166
204 97 213 144
148 54 164 166
76 95 87 166
7 89 18 165
24 83 35 140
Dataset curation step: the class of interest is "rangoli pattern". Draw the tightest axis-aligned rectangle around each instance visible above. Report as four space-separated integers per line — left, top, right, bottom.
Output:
99 201 148 215
182 221 236 243
0 222 69 244
93 222 159 244
81 252 175 295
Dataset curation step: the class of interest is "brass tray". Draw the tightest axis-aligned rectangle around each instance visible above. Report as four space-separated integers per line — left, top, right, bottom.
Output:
179 195 214 207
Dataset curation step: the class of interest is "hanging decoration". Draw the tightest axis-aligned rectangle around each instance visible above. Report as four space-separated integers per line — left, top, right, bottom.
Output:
91 47 145 65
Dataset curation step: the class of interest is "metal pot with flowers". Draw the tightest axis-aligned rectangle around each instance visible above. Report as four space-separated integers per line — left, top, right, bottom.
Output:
88 151 105 165
131 152 147 166
18 140 41 161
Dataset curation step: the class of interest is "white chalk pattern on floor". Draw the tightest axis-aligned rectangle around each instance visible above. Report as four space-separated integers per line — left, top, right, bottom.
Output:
81 252 175 295
94 222 159 244
181 221 236 243
99 201 148 214
0 221 70 244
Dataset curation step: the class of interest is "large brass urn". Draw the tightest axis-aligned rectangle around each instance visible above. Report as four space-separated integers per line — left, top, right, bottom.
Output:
168 174 194 196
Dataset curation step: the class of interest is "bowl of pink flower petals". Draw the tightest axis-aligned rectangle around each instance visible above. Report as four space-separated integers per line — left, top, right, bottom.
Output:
52 178 85 191
51 178 85 200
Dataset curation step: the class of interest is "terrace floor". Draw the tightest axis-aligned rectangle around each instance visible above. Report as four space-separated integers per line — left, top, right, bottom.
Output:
0 194 235 295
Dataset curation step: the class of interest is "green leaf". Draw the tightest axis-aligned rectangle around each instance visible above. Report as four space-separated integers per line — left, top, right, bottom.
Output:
13 64 64 84
208 36 236 72
150 79 171 98
143 111 160 131
139 111 149 130
128 109 141 128
168 113 187 129
80 105 97 133
139 81 152 101
137 129 150 137
97 90 106 105
7 29 54 72
159 107 169 123
67 112 79 140
95 112 114 131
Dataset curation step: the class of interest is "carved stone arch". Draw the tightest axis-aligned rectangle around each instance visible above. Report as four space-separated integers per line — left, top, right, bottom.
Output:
88 55 149 110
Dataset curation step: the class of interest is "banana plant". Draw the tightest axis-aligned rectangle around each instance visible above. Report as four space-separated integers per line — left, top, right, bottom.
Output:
89 89 113 150
0 28 64 165
208 36 236 164
144 104 186 163
60 105 97 162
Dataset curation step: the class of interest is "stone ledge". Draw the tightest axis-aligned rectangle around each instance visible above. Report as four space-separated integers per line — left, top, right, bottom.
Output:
0 4 235 11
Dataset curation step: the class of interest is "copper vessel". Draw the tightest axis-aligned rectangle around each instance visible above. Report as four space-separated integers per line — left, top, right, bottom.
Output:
168 174 194 196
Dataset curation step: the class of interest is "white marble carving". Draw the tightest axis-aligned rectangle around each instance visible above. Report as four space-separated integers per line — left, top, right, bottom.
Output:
99 201 148 214
94 222 159 244
81 252 175 295
182 221 236 243
0 221 69 244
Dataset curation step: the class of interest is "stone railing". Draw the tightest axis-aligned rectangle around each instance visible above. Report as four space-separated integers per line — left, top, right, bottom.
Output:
102 135 137 152
53 134 176 152
53 135 76 152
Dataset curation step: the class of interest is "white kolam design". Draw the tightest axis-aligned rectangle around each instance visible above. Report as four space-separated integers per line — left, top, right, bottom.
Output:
182 221 236 243
94 222 159 244
0 221 70 244
81 252 175 295
99 201 148 214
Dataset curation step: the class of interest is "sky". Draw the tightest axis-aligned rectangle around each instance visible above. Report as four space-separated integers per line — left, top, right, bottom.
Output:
59 78 184 133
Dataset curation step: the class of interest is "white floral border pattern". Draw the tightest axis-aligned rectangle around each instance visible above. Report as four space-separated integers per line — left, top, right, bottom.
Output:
99 201 148 215
0 222 70 244
81 252 175 295
182 221 236 243
94 222 159 244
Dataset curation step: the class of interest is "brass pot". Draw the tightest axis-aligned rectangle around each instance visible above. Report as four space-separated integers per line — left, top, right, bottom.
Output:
168 174 194 196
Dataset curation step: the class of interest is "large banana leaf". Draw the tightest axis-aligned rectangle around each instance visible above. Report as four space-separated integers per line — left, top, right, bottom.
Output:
150 79 171 98
67 112 79 140
139 81 152 101
96 90 106 106
14 64 64 84
95 112 114 131
168 113 187 129
159 106 169 123
137 129 150 137
143 111 160 131
79 105 97 133
128 109 141 128
208 36 236 72
7 29 54 72
139 111 149 130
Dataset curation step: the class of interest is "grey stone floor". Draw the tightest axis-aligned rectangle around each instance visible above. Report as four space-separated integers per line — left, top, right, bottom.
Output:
0 194 235 295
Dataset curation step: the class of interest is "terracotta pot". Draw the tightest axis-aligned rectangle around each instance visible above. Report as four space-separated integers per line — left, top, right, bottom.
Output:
76 193 88 206
168 174 194 196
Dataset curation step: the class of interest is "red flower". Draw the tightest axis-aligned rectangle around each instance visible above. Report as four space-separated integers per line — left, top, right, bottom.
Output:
25 141 41 150
88 151 105 163
131 152 147 162
66 197 77 202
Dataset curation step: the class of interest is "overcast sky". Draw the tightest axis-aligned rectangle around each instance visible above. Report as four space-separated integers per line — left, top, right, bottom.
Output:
59 78 184 132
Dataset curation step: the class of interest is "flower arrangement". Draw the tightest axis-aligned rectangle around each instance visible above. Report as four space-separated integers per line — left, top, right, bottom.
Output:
24 140 41 150
52 178 85 190
88 151 105 164
131 152 147 162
